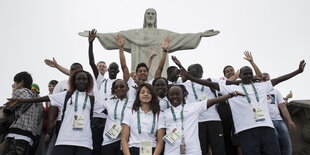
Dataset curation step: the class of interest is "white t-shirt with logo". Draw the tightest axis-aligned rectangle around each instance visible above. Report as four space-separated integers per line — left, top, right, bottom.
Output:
219 81 274 134
102 98 134 146
183 80 221 122
49 91 102 149
267 89 285 120
122 108 165 148
163 101 208 155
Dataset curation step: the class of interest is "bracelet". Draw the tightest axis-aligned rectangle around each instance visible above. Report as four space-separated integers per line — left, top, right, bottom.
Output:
229 91 237 98
163 49 169 53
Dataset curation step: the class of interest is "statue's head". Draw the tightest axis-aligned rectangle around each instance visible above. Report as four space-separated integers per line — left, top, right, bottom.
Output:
143 8 157 28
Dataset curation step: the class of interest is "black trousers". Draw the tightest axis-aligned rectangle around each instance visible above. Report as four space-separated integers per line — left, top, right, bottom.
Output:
101 140 123 155
91 117 106 155
53 145 92 155
198 121 226 155
238 127 281 155
2 137 31 155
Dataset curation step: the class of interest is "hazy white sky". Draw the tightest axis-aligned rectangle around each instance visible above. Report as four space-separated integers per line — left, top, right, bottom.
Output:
1 0 309 105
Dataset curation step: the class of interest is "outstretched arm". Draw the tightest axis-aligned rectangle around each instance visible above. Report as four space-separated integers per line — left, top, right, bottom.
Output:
147 49 158 71
154 37 170 78
171 56 220 90
88 29 99 79
207 91 244 108
244 51 262 78
44 58 70 76
200 29 220 37
271 60 306 86
116 34 130 82
5 96 50 108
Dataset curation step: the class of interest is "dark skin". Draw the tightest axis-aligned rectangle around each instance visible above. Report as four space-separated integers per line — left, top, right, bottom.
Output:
167 67 180 83
172 56 306 91
5 72 90 140
88 29 100 79
113 80 129 100
108 62 120 79
154 78 168 98
168 85 243 108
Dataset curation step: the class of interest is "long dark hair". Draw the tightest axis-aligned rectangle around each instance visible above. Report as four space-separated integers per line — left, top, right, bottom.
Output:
68 69 94 95
132 83 160 114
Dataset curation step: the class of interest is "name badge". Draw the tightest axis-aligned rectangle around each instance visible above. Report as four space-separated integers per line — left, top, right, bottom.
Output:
140 141 152 155
105 124 122 140
180 136 186 154
163 128 182 145
73 115 84 130
253 108 265 122
199 96 208 101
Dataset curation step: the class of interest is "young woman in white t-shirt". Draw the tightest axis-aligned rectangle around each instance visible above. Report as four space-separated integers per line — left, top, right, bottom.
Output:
163 84 242 155
121 83 165 155
100 79 134 155
6 70 100 155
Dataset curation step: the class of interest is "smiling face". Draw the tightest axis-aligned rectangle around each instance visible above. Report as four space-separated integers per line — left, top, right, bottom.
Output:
75 72 88 92
137 66 148 81
113 80 129 99
154 78 168 98
139 86 152 104
224 66 235 79
167 86 183 107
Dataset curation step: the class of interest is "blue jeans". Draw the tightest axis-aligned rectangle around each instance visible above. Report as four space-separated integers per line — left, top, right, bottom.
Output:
272 120 292 155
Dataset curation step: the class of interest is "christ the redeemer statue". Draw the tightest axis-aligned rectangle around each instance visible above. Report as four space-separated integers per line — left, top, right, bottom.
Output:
79 8 219 79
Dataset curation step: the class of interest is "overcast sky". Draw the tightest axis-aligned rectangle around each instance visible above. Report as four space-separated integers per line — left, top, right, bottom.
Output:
1 0 309 105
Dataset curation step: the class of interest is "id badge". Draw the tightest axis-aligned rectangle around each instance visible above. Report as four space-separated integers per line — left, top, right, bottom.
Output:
199 96 208 101
73 115 84 130
140 141 152 155
163 128 182 145
105 124 122 140
253 108 265 122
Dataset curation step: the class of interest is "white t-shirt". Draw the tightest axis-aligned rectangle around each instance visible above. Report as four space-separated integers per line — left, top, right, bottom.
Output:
267 89 285 120
49 91 102 149
96 73 106 87
102 98 134 146
219 81 274 134
122 108 165 148
182 80 221 122
158 97 170 111
163 101 208 155
168 78 183 85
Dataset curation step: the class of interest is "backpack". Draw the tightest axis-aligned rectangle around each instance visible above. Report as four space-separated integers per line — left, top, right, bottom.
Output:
57 91 95 137
0 104 33 143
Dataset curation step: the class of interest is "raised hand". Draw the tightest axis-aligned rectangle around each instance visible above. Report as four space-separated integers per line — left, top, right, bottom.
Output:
44 57 58 68
88 29 97 43
115 34 125 48
297 60 306 73
161 37 170 51
285 90 293 99
150 49 158 59
171 56 182 67
201 29 220 37
244 51 253 62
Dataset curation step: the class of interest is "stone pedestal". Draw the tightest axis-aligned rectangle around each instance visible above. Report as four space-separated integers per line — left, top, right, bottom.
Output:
287 100 310 155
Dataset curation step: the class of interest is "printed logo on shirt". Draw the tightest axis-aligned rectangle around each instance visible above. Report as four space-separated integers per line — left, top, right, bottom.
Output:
267 94 275 104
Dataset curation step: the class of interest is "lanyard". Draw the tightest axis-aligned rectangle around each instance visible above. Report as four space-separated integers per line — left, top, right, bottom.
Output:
240 83 260 104
165 99 170 108
137 109 156 134
104 79 108 94
191 82 204 101
170 104 184 131
74 91 88 112
114 98 128 124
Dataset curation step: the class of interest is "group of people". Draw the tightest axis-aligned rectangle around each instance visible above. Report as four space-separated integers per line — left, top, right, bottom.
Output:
1 25 306 155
